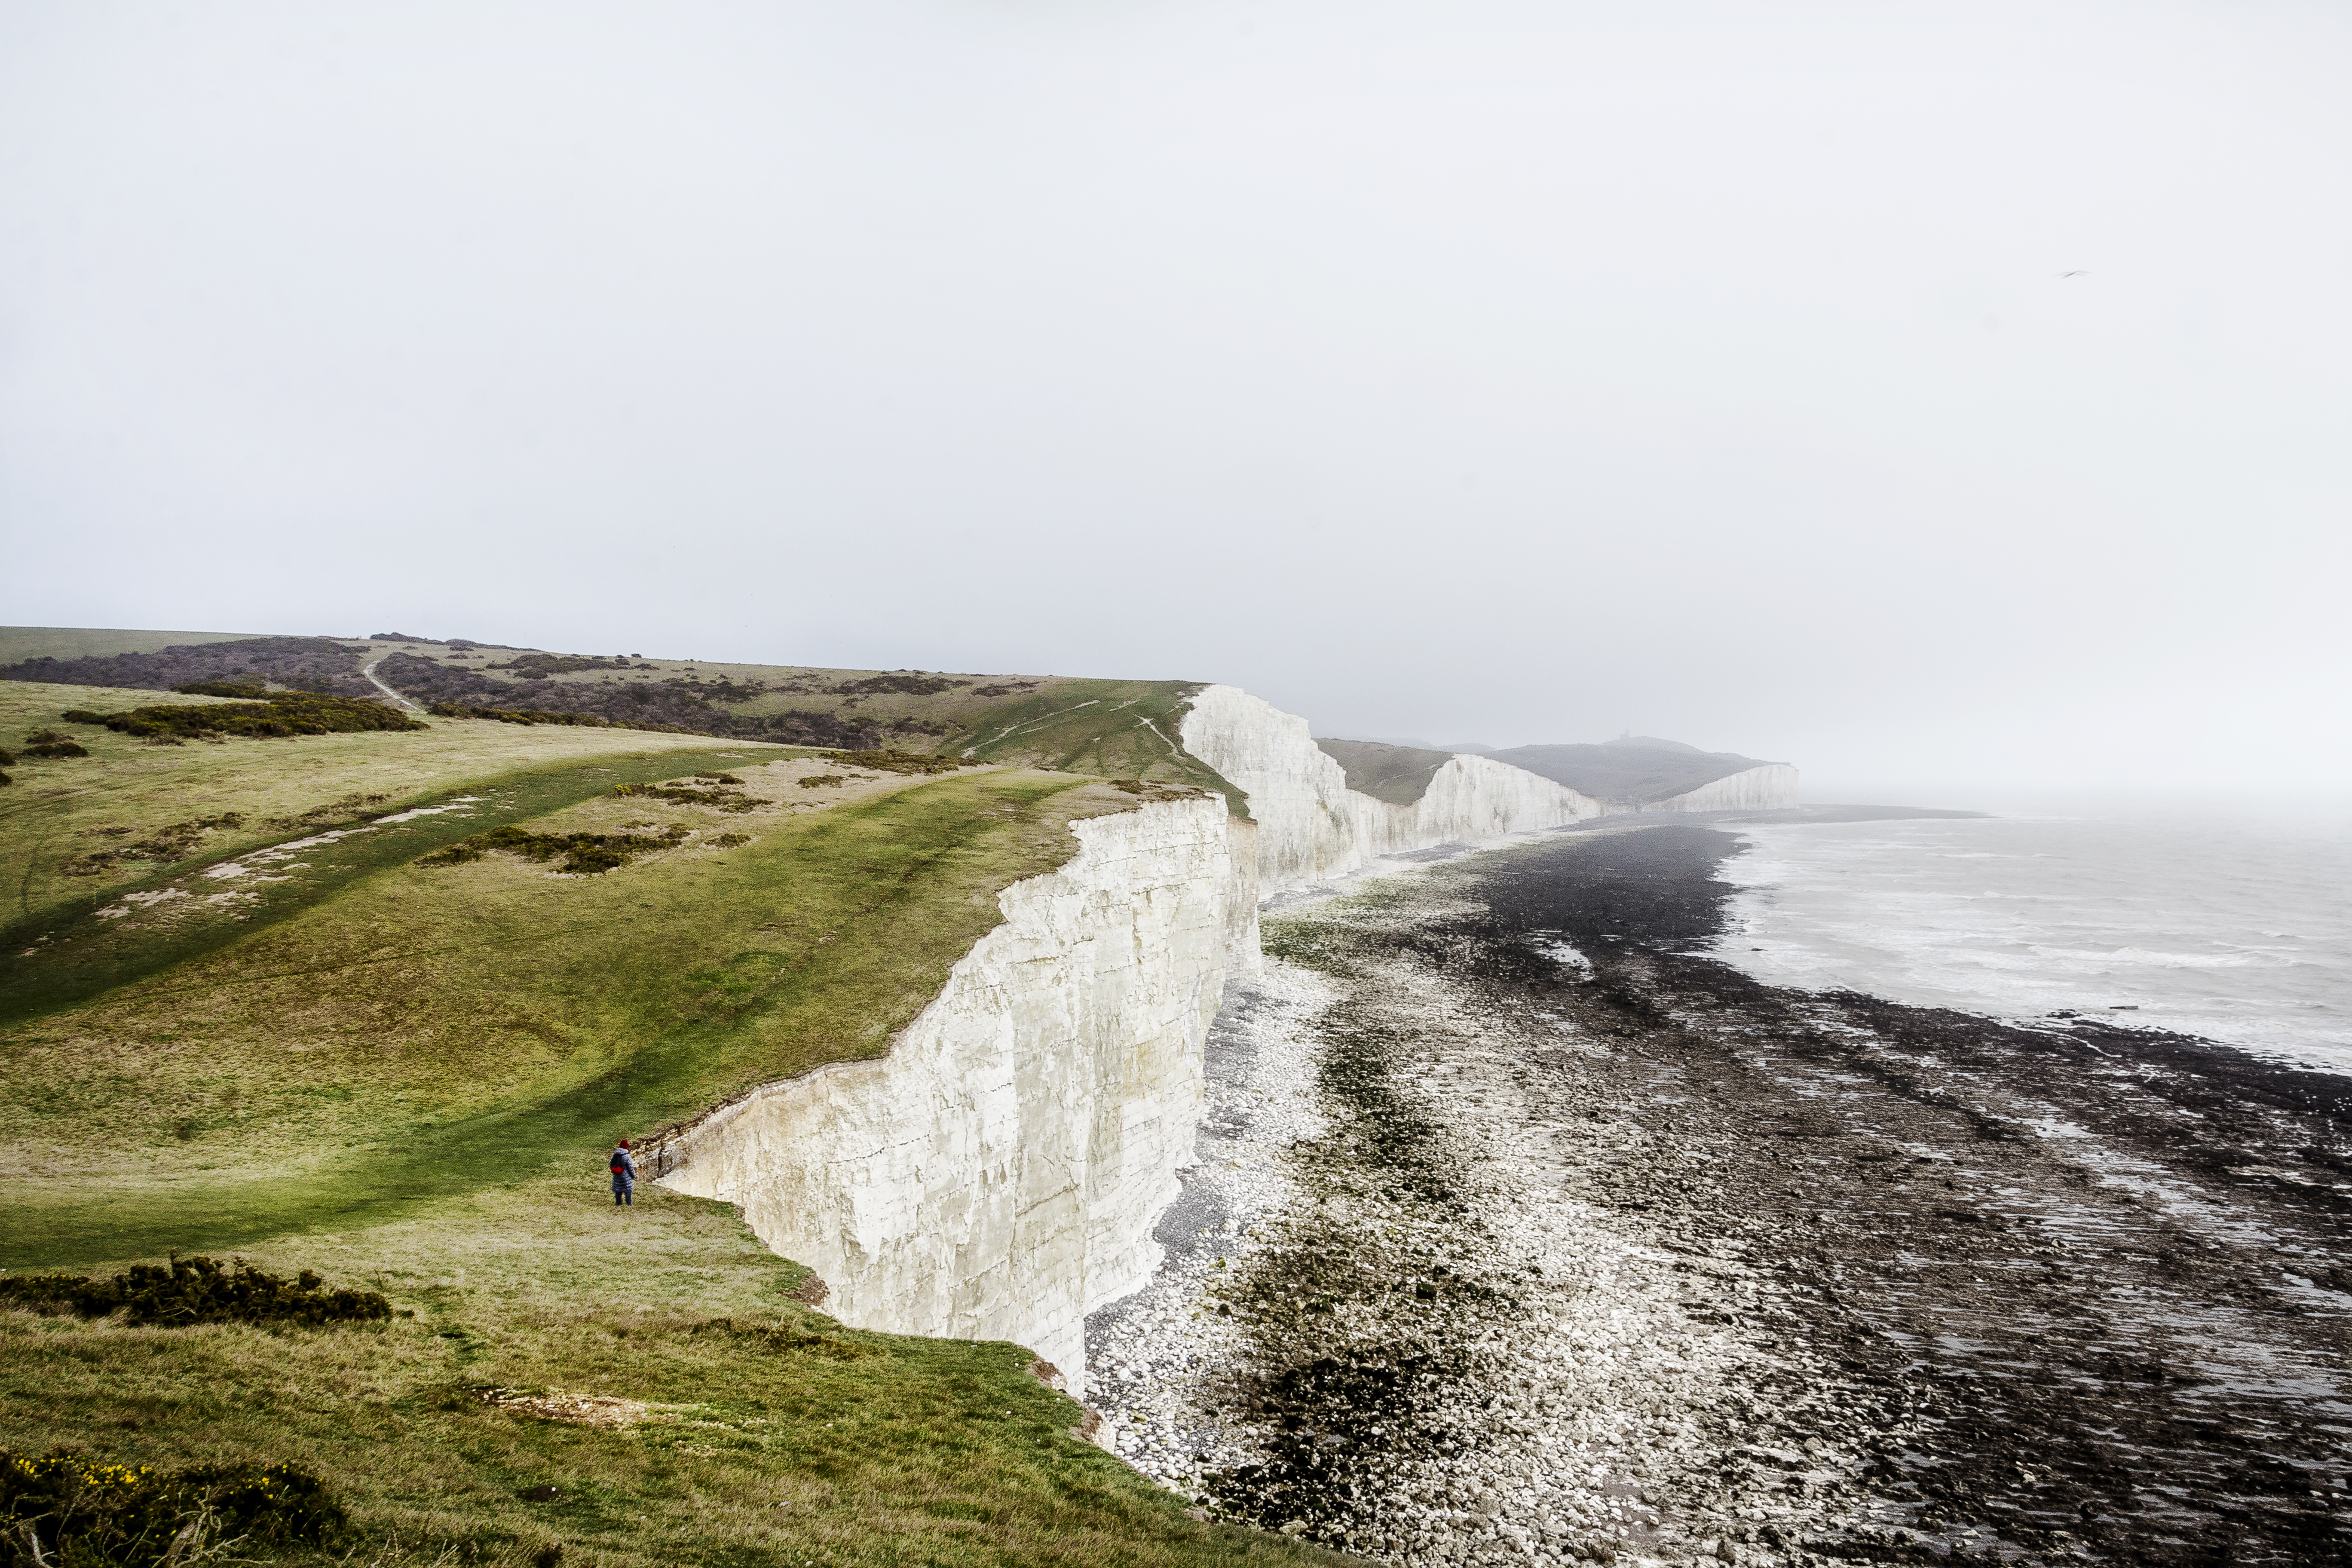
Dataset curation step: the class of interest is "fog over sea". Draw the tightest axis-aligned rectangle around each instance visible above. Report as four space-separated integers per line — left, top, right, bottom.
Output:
1713 799 2352 1075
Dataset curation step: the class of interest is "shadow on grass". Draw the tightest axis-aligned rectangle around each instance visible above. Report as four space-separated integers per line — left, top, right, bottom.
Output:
8 774 1100 1270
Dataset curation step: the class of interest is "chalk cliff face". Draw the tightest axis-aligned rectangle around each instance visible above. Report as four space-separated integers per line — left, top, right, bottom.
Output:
1653 763 1801 812
655 690 1790 1390
653 796 1231 1396
1178 684 1605 891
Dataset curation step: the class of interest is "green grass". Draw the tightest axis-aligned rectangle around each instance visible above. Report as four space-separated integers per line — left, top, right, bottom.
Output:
5 634 1252 820
958 680 1242 812
0 680 772 931
0 641 1327 1568
6 766 1152 1268
1 1183 1340 1568
2 742 809 1026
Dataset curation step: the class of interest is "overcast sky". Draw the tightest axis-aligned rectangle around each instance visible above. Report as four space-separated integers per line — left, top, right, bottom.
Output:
3 1 2347 798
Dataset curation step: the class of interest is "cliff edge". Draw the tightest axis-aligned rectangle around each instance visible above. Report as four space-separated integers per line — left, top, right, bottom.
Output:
651 795 1233 1395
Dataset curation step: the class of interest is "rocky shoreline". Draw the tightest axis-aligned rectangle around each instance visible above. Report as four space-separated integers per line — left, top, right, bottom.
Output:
1084 821 2351 1567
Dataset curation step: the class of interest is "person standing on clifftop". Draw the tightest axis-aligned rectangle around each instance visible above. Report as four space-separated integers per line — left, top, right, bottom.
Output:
610 1139 637 1207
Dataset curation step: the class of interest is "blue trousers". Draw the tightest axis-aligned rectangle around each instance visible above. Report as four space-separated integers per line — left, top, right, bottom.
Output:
612 1177 634 1206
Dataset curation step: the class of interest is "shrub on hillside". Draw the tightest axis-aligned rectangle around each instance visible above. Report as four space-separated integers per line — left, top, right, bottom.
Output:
481 653 639 677
418 823 693 876
262 795 387 831
0 1255 394 1328
381 654 894 747
1110 778 1205 801
426 700 690 734
58 814 248 876
20 741 88 759
60 692 423 741
0 635 374 697
0 1451 349 1567
824 674 971 697
831 750 979 776
612 781 757 812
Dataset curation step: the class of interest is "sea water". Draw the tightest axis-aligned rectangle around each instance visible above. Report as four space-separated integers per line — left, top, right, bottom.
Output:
1712 799 2352 1075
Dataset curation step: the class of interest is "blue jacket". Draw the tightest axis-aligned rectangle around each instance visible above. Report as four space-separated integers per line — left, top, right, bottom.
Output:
610 1148 637 1183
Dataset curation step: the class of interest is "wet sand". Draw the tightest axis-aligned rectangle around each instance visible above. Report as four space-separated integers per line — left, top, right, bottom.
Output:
1085 822 2351 1566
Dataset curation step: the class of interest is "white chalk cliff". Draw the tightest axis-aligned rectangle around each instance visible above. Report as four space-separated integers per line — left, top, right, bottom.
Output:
1177 683 1607 891
656 686 1780 1391
653 796 1232 1396
1651 763 1801 812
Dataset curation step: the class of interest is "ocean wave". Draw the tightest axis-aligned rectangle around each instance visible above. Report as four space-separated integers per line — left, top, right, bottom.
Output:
2026 945 2292 970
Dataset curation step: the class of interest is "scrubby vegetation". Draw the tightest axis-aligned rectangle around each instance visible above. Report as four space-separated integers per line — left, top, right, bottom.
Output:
831 750 980 776
0 1450 349 1567
0 636 374 697
824 673 971 697
62 691 424 741
419 822 695 875
383 655 903 748
60 814 246 876
0 1255 394 1328
19 739 87 759
426 700 690 734
483 653 646 677
262 794 389 832
611 780 757 812
1110 778 1208 802
1 744 1320 1567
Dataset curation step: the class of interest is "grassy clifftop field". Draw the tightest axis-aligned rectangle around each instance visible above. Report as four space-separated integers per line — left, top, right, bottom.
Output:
0 627 1241 808
0 655 1328 1568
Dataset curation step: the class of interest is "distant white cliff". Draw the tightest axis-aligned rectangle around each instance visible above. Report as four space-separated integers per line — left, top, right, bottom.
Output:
654 689 1792 1393
653 796 1233 1396
1651 763 1801 812
1178 684 1607 892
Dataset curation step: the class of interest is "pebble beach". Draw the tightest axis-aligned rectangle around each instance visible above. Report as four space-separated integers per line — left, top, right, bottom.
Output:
1085 822 2351 1567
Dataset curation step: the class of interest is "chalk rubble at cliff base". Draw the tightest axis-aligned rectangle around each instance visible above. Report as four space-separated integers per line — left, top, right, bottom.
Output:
1084 914 1902 1568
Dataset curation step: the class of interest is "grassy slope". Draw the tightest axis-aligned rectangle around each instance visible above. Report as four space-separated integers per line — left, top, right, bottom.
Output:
8 764 1145 1265
0 708 1332 1565
1311 740 1453 807
957 678 1241 809
2 628 1248 815
1 680 763 932
2 1185 1336 1568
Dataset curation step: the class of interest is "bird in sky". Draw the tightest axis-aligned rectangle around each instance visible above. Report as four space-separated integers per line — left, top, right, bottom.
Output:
2059 270 2089 277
